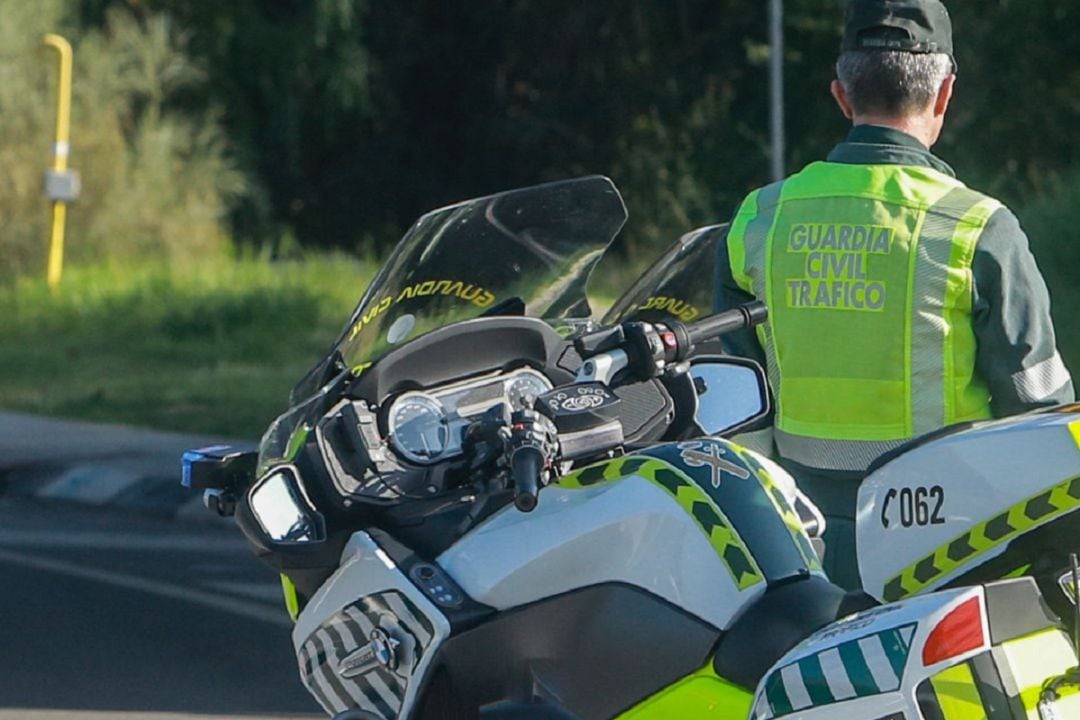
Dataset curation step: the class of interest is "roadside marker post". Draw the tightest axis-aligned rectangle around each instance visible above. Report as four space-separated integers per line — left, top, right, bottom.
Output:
42 33 80 290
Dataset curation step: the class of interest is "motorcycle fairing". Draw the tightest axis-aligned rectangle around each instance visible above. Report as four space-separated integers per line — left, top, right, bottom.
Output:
439 473 765 631
299 589 431 717
416 583 723 720
749 579 1069 720
558 451 765 591
326 176 627 379
614 663 754 719
856 408 1080 604
631 439 822 584
293 531 451 718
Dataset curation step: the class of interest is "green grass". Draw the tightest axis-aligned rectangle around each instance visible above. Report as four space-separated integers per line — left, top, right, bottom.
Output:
0 257 370 438
0 254 643 439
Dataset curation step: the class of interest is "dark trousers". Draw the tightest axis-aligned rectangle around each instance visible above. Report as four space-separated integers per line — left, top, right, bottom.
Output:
782 464 864 591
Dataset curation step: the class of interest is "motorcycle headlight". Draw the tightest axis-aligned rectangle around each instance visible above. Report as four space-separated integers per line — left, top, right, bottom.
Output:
248 465 326 545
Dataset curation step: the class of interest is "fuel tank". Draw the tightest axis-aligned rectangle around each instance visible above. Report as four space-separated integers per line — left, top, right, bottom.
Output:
856 404 1080 621
440 438 823 632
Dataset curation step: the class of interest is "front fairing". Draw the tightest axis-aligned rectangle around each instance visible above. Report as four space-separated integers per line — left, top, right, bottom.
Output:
327 175 625 377
604 223 728 326
262 176 627 474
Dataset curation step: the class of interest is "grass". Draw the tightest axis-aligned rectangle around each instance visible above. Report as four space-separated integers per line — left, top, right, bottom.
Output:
0 253 636 439
0 257 369 439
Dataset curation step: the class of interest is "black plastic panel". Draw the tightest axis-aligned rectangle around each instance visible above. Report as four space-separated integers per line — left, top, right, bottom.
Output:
347 317 574 403
714 575 846 689
424 583 722 719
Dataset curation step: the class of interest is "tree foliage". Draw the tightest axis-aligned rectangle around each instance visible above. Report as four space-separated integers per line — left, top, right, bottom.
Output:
7 0 1078 264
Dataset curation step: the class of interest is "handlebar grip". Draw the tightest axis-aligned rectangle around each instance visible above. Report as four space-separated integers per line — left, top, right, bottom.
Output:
686 301 768 345
511 446 544 512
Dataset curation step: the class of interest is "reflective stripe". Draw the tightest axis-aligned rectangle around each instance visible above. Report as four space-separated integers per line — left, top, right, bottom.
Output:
909 188 971 435
882 474 1080 601
729 181 786 404
929 662 986 720
944 197 1001 424
1011 352 1072 403
775 428 908 472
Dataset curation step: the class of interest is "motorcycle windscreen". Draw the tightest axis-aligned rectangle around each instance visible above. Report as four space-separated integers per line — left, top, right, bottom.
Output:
604 223 727 326
330 176 626 377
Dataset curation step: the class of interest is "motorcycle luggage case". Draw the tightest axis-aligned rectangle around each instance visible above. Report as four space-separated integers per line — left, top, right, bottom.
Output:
856 405 1080 625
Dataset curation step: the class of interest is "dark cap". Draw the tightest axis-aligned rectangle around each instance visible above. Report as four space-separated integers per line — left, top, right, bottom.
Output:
842 0 954 59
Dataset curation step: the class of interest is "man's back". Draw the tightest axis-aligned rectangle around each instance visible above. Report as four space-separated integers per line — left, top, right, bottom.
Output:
713 0 1073 586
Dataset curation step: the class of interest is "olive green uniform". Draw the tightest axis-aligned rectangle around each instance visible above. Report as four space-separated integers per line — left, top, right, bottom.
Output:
715 124 1075 587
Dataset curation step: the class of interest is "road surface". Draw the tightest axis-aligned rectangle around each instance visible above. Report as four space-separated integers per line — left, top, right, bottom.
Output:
0 496 323 720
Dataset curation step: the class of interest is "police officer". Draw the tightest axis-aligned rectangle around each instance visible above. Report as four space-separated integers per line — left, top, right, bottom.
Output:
715 0 1074 588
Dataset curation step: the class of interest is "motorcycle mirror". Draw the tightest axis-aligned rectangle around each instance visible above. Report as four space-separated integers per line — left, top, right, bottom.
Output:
248 465 327 545
689 358 769 436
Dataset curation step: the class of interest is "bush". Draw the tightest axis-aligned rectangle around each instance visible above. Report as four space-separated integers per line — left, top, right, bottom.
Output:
0 1 244 282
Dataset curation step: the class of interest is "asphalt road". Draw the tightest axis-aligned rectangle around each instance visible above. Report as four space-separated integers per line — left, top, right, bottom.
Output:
0 496 323 720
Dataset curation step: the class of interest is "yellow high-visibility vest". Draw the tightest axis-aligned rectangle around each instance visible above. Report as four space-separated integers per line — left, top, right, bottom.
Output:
727 161 998 471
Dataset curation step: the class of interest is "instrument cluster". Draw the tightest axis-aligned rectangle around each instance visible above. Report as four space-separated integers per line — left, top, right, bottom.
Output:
386 368 552 465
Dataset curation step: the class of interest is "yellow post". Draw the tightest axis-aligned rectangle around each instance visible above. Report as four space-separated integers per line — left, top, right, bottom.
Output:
42 34 74 289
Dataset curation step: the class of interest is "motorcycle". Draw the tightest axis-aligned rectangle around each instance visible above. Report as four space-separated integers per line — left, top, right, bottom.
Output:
183 176 1080 719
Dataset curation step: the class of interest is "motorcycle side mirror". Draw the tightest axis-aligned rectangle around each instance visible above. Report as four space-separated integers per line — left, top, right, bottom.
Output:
247 465 327 545
689 357 770 436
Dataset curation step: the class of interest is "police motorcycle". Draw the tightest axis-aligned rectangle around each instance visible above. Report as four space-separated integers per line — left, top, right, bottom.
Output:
184 176 1080 719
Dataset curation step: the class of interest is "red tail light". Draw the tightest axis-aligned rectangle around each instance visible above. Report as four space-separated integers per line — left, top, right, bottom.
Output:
922 596 986 667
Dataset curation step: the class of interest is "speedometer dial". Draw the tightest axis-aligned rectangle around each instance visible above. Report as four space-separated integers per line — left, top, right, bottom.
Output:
388 394 449 464
505 371 552 411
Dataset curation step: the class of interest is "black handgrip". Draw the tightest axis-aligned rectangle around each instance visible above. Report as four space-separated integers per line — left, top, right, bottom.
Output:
686 301 768 345
511 446 544 512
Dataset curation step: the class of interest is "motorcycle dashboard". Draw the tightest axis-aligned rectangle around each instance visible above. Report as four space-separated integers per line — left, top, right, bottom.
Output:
385 368 552 465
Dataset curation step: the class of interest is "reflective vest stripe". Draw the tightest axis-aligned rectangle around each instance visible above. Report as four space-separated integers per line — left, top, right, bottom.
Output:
730 181 785 408
773 431 909 473
944 196 1002 425
908 190 1001 434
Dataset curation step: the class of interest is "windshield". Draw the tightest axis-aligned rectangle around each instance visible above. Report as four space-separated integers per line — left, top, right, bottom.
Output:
332 176 627 375
603 224 728 326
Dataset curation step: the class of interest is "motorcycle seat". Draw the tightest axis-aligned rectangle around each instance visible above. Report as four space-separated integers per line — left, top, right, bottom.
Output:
712 574 850 689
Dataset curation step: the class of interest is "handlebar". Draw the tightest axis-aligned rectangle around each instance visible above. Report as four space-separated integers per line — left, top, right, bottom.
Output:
685 301 768 345
511 446 543 512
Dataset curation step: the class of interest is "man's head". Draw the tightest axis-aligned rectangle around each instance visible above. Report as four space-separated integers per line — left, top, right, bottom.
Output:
830 0 957 146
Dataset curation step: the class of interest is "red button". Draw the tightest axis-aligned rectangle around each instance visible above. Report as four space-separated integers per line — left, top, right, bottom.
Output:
661 331 677 349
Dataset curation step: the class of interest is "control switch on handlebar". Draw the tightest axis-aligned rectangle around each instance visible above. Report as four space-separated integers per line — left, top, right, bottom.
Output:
508 409 558 513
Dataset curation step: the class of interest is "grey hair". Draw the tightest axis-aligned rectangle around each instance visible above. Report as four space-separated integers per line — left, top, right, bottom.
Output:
836 51 954 116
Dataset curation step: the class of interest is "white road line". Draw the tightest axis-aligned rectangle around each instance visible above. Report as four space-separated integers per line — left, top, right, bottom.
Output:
0 529 248 552
204 580 287 603
0 547 291 628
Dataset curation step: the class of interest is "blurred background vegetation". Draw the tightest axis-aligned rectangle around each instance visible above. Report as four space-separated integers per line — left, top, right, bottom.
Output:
1 0 1076 436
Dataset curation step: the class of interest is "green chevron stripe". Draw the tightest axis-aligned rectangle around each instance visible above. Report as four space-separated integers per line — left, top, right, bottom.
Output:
559 455 765 590
734 446 823 572
883 475 1080 601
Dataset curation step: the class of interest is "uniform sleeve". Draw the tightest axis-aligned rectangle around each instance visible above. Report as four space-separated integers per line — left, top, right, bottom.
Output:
972 208 1075 416
714 221 767 366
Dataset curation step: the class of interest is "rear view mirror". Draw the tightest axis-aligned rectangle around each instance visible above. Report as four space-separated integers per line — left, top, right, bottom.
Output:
689 358 769 436
248 465 326 545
